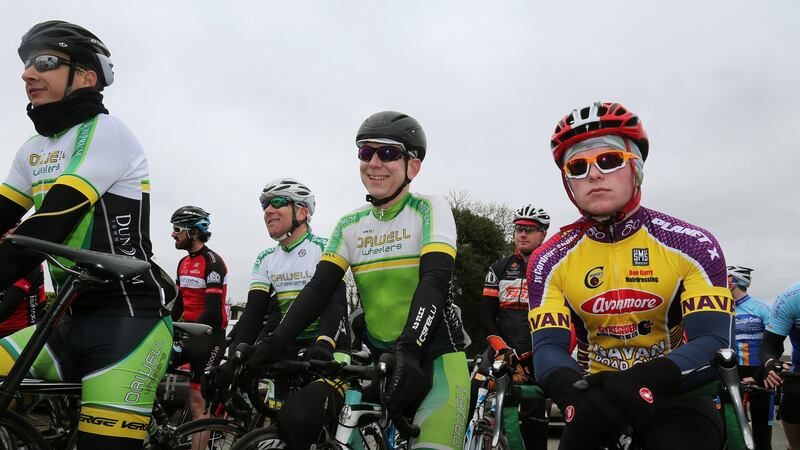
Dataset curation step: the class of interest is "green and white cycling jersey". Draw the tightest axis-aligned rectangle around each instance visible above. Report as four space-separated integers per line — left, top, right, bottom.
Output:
250 231 328 340
321 192 464 355
0 115 166 316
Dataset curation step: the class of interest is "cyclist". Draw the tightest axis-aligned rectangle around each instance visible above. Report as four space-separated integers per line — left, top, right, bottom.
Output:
475 204 551 450
242 111 469 449
760 281 800 449
205 177 350 449
169 206 228 443
728 265 774 449
528 102 733 449
0 224 45 338
0 21 173 449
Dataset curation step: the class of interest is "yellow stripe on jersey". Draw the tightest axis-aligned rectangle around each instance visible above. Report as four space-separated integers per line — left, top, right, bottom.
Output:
421 242 456 258
321 252 349 271
0 184 33 210
528 305 572 333
54 174 99 204
78 405 149 440
351 257 420 274
140 179 150 192
249 282 270 292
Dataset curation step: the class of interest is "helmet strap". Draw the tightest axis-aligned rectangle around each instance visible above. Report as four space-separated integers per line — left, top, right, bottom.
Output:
366 159 410 207
63 65 77 99
274 204 308 243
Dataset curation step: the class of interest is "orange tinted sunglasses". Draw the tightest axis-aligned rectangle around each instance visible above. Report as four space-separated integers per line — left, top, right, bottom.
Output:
563 150 639 179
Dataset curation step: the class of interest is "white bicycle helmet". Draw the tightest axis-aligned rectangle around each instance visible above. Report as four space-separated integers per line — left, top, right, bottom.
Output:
258 178 316 217
727 266 753 288
514 205 550 228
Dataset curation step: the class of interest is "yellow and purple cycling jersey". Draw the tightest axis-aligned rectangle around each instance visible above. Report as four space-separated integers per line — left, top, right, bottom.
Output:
527 207 734 382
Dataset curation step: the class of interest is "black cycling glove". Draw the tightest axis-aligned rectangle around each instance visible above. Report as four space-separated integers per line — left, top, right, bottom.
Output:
543 367 627 448
584 357 681 430
304 338 335 362
381 349 430 415
245 334 285 374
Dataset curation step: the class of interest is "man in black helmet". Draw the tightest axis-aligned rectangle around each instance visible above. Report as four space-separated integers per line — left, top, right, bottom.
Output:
0 21 173 450
169 206 229 449
243 111 470 449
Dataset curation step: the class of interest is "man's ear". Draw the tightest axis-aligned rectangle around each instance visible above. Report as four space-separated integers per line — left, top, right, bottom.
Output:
407 158 422 180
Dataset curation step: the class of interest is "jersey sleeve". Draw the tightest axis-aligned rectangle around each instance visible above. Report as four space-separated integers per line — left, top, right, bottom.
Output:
51 117 132 205
483 266 500 298
419 195 457 258
1 145 34 211
767 285 800 337
203 251 227 295
249 249 273 293
321 214 354 271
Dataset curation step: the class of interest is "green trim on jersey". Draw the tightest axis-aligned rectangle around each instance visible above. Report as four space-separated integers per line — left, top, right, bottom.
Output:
282 231 309 253
64 117 99 174
326 206 372 255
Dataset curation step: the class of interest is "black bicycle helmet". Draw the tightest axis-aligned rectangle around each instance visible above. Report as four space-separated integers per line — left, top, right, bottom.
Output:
19 20 114 87
356 111 427 161
171 206 211 234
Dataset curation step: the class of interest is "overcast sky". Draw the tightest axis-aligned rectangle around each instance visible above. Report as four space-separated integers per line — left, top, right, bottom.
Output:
1 1 798 305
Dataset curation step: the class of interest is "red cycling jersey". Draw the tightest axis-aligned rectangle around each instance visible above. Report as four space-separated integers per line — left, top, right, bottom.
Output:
175 246 228 330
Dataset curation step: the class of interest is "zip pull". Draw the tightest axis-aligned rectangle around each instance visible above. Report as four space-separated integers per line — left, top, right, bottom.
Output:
379 208 384 220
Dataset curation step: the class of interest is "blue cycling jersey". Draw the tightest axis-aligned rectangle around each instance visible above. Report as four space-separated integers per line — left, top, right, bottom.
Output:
765 282 800 368
735 295 771 366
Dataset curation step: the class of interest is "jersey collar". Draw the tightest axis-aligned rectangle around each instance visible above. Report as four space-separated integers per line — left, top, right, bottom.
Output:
371 192 411 221
281 230 309 252
584 207 647 243
735 294 751 306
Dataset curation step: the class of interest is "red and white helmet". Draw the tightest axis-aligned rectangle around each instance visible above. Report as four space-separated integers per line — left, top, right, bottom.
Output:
550 102 648 167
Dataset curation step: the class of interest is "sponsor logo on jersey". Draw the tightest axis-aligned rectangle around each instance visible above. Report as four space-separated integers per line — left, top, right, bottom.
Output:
29 150 66 166
584 266 604 289
632 248 649 266
589 341 666 370
271 271 314 283
626 268 659 283
356 229 412 248
580 289 663 315
528 308 571 331
650 217 712 244
681 295 734 316
298 249 306 257
207 271 221 284
597 320 653 340
112 214 137 256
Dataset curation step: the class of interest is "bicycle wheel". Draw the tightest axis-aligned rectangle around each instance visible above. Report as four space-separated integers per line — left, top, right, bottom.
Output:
173 417 246 450
467 430 509 450
229 427 286 449
0 411 49 450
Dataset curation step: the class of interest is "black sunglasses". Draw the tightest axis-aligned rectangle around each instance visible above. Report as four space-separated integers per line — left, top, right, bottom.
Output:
24 54 74 73
357 145 410 163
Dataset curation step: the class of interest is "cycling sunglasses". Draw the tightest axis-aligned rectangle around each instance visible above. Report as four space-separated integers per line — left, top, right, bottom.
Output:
357 145 410 163
563 150 639 179
24 54 75 73
514 225 547 233
172 225 190 234
261 197 293 210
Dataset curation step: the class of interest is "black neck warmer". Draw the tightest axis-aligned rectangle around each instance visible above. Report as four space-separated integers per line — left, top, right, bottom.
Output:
26 88 108 137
